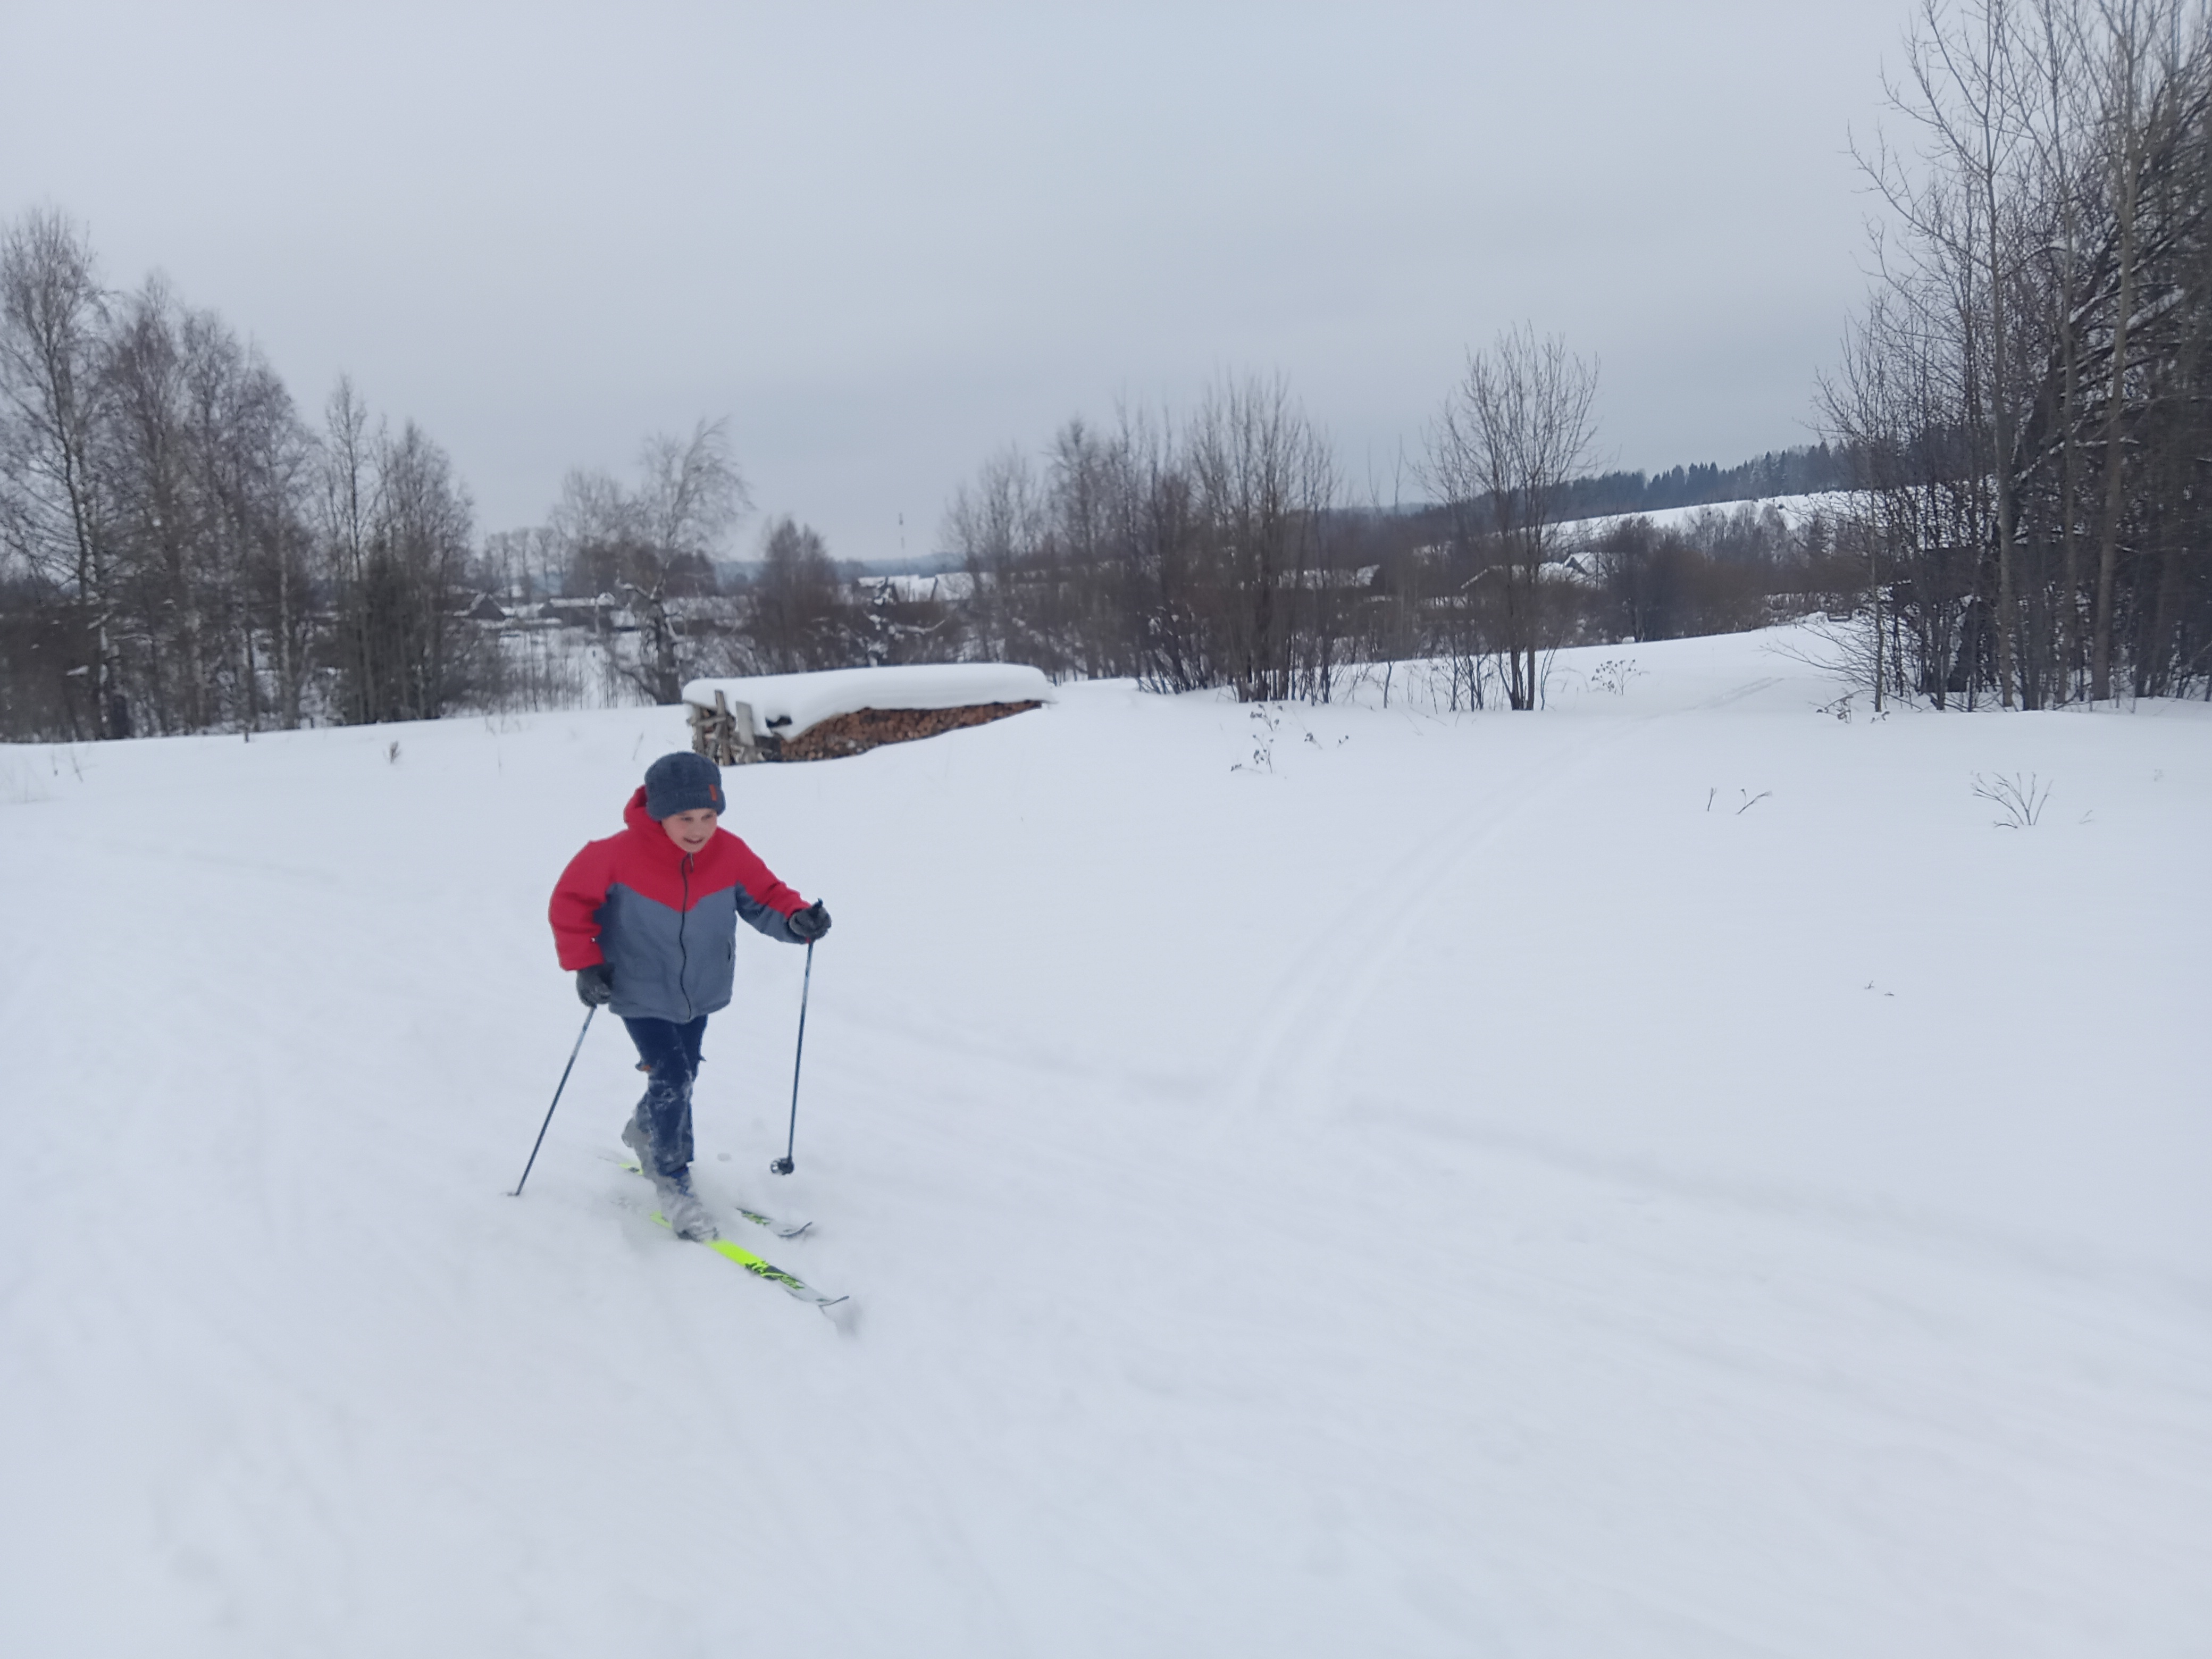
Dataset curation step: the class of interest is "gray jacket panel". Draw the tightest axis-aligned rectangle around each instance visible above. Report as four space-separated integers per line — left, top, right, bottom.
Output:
598 878 799 1024
601 882 736 1024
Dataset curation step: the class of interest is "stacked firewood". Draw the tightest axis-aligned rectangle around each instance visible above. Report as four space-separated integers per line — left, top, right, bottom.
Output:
778 701 1042 762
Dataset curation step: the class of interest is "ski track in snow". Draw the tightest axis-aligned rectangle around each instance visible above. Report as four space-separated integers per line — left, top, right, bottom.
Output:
2 626 2208 1657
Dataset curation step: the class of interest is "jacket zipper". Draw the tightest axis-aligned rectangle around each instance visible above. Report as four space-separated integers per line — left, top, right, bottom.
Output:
678 854 693 1021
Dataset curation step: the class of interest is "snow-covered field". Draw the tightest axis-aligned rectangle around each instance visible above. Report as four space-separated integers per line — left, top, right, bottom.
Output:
2 627 2206 1657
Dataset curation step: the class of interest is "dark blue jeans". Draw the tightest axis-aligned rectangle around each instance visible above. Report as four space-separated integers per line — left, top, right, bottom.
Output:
623 1015 708 1176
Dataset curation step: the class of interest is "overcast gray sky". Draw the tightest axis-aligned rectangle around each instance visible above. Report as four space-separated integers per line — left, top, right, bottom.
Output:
2 1 1912 564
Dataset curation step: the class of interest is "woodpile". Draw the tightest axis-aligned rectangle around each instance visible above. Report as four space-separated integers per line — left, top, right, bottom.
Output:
777 701 1042 762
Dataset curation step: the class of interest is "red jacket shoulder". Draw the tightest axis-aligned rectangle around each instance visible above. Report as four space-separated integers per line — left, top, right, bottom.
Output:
702 827 805 916
549 833 624 969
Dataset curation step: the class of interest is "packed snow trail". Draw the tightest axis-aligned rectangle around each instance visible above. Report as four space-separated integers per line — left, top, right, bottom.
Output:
1 628 2206 1657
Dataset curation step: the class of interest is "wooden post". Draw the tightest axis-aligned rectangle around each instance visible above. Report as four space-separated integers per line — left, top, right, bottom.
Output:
725 695 761 764
690 690 766 764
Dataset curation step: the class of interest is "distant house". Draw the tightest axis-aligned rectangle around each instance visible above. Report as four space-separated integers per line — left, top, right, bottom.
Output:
858 572 977 606
665 595 742 624
539 595 619 626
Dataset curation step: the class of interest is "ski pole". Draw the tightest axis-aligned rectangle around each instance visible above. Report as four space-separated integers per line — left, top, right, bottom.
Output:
510 1005 596 1197
770 939 815 1176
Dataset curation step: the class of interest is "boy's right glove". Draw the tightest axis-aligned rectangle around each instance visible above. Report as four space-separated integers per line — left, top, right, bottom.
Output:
787 901 832 942
575 963 615 1007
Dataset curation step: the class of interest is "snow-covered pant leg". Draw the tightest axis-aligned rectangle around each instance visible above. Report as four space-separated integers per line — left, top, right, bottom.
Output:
621 1015 709 1177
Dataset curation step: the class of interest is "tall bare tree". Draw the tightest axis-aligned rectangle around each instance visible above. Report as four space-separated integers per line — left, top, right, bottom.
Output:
317 376 383 724
1831 0 2212 709
1881 0 2033 704
2087 0 2171 701
552 419 749 702
1426 326 1599 710
1188 374 1337 702
747 516 847 672
0 210 123 737
943 444 1046 666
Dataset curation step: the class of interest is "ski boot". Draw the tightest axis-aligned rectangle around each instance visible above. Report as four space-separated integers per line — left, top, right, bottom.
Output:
650 1164 717 1242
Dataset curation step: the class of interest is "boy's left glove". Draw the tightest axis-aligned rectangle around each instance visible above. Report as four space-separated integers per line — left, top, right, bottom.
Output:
787 900 832 942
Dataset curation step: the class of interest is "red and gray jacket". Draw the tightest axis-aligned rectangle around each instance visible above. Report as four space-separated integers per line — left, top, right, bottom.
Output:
550 787 810 1024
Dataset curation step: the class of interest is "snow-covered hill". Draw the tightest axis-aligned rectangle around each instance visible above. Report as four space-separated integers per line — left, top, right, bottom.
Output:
1561 489 1857 541
3 628 2206 1657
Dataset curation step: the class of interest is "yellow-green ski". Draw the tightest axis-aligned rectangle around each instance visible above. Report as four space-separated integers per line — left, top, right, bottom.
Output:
643 1208 848 1309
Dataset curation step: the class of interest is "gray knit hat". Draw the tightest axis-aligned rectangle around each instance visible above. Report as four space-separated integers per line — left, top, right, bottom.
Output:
643 751 725 819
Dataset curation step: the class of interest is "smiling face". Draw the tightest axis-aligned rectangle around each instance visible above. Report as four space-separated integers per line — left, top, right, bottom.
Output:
660 807 719 855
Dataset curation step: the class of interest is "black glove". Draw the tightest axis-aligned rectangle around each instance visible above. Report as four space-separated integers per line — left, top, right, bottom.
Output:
575 963 615 1007
787 900 831 943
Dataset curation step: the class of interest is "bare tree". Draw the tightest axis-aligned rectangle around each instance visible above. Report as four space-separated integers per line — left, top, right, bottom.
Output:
1886 0 2037 704
366 418 476 720
1187 374 1337 702
1426 326 1599 710
1110 405 1210 692
0 210 123 737
2087 0 2171 701
185 311 313 731
937 384 1360 697
943 445 1046 665
478 526 564 607
1831 0 2212 709
745 516 848 672
101 276 205 729
97 278 314 732
317 376 384 724
552 419 749 702
634 421 750 571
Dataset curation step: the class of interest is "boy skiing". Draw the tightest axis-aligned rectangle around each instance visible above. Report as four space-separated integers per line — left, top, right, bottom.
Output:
549 751 830 1240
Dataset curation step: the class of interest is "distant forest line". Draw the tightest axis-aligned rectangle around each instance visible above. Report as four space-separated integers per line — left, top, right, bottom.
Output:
0 194 1872 741
810 446 1855 581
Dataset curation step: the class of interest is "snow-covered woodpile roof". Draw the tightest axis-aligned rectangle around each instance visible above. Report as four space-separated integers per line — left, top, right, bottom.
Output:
680 663 1054 741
